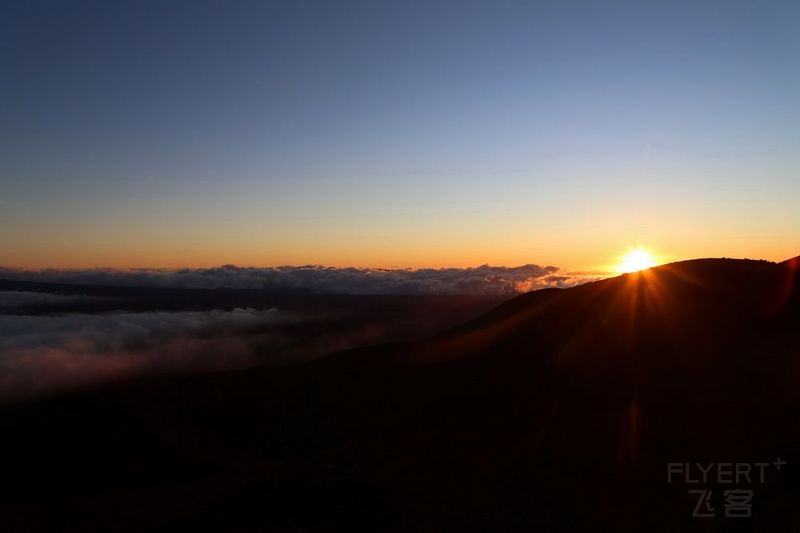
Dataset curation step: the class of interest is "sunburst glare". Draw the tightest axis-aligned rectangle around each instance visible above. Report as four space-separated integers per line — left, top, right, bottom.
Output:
617 248 657 273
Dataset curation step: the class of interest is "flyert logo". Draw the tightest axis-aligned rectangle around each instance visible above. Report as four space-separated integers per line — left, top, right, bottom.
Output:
666 458 787 518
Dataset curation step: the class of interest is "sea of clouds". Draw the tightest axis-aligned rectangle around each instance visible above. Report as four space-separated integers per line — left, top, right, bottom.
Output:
0 264 608 402
0 264 605 295
0 302 305 402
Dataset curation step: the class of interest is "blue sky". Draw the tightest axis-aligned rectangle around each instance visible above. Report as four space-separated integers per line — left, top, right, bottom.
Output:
2 0 799 269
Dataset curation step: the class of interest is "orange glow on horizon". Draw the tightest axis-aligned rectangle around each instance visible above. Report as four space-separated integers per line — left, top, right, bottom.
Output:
1 238 796 273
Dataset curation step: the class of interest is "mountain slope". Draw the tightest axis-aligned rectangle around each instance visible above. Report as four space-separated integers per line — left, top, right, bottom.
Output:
1 257 799 531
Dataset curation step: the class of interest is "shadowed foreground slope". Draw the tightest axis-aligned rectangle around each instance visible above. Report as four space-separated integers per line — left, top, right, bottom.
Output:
2 257 800 531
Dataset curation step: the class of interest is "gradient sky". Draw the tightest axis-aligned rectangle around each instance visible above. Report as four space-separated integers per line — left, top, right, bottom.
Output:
2 0 798 271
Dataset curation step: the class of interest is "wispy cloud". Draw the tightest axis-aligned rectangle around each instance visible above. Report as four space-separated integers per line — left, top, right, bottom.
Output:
0 291 95 309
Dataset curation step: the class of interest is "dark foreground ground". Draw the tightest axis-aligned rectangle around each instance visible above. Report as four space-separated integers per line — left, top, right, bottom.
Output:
1 257 799 531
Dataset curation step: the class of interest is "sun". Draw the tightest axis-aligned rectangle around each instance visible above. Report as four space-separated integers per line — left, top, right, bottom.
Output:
617 248 657 273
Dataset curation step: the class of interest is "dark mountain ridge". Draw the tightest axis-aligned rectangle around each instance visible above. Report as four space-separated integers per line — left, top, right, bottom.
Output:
1 257 799 531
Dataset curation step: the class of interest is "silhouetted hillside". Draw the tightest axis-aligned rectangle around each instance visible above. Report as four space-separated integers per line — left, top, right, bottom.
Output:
1 257 799 531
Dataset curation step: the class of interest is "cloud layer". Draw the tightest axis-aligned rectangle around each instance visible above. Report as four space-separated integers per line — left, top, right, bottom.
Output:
0 264 609 402
0 264 603 295
0 295 503 403
0 307 304 402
